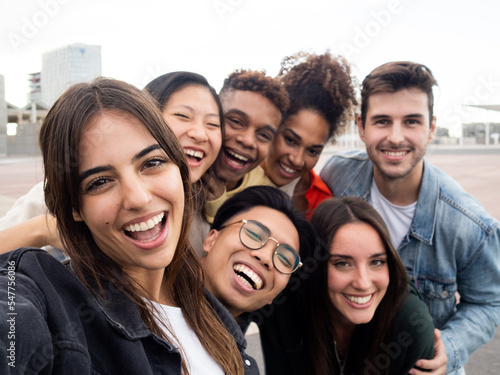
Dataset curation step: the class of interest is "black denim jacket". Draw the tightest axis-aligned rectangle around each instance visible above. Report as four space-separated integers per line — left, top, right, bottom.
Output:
0 248 258 374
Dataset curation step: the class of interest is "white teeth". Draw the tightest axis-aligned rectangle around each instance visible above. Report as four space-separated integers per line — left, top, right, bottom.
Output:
226 149 249 162
384 151 407 156
124 213 164 232
345 294 372 304
279 162 296 174
184 148 205 160
234 264 263 290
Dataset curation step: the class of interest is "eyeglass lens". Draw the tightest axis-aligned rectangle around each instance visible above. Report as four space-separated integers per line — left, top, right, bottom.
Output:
240 220 299 274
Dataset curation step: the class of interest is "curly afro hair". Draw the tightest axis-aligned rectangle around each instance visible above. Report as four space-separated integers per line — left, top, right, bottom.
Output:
278 51 358 140
220 69 290 114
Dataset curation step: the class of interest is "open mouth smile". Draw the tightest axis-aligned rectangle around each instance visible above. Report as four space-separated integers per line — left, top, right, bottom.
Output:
344 293 373 305
278 161 299 177
224 148 253 169
184 148 205 162
233 263 264 290
124 212 166 242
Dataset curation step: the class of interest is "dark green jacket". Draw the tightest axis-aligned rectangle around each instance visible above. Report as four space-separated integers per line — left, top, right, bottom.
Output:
250 280 434 375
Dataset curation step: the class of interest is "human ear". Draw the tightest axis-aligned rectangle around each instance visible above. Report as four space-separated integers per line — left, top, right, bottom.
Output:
72 209 84 222
428 116 437 142
357 115 366 142
203 229 219 254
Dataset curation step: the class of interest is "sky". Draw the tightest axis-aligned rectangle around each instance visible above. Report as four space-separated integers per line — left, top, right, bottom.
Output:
1 0 500 136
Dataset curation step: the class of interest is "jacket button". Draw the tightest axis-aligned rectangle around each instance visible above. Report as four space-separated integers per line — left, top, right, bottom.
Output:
441 290 449 298
245 359 251 366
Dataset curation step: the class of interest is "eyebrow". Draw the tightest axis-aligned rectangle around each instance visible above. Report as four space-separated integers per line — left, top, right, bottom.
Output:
79 144 162 182
226 109 278 135
284 128 324 149
370 113 425 121
329 252 387 259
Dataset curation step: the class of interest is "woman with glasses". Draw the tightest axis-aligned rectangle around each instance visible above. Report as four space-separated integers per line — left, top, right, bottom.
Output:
200 185 314 318
257 197 436 375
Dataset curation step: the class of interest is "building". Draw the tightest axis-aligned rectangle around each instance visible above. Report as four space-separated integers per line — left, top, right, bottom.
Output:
27 72 42 103
41 43 101 107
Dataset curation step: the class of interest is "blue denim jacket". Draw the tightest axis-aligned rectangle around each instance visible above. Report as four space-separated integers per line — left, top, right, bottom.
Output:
320 150 500 374
0 248 258 374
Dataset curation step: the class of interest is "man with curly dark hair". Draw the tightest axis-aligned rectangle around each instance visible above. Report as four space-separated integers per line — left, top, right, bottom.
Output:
204 69 289 223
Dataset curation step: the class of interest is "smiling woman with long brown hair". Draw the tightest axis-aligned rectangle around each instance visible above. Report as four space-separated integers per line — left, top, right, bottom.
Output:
0 78 255 374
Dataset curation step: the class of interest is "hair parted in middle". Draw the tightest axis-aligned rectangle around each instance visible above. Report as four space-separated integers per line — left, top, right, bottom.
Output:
278 51 358 140
303 196 408 375
219 69 290 115
39 77 243 375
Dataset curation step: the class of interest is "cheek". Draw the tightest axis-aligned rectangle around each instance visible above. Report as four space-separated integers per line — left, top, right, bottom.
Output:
256 143 271 162
376 269 390 291
208 132 222 154
304 156 319 171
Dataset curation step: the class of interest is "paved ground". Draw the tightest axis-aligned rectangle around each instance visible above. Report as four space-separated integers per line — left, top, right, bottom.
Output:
0 146 499 374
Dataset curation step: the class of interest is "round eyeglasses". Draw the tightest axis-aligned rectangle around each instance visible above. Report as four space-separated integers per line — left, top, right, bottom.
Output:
220 219 302 274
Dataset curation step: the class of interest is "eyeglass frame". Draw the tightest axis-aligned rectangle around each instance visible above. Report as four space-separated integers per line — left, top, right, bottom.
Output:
219 219 303 274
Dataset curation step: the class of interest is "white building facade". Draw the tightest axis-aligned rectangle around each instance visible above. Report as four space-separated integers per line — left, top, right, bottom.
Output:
41 43 101 107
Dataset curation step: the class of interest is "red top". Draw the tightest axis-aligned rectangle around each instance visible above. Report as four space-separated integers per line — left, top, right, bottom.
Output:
304 170 333 220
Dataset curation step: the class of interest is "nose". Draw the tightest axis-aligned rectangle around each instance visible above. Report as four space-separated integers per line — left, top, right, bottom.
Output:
288 148 305 169
235 128 256 150
186 120 208 143
121 176 152 211
387 122 404 144
252 240 276 271
352 266 372 291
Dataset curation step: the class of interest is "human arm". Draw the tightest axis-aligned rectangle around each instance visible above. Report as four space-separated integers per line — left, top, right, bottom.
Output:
0 183 45 231
0 215 64 254
409 329 447 375
438 228 500 373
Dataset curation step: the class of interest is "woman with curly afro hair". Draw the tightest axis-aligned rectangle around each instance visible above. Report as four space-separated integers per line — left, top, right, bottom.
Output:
261 51 357 219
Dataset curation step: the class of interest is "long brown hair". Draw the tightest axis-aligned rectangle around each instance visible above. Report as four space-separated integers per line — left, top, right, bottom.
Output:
306 197 408 375
39 77 243 374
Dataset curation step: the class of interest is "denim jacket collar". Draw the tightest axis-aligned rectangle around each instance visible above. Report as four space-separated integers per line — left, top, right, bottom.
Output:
342 157 438 246
410 159 439 246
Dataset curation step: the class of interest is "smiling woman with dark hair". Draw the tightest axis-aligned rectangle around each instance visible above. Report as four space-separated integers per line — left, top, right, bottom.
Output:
255 196 435 375
0 78 255 374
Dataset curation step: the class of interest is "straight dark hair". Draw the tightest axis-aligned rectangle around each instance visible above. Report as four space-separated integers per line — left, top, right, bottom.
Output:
212 186 315 257
39 77 243 374
306 197 408 375
145 71 225 212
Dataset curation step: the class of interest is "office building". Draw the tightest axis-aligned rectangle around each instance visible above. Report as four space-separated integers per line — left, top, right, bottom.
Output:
41 43 101 107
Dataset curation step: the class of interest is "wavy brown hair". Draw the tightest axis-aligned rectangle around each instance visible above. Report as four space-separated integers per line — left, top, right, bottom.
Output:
360 61 437 127
278 51 357 141
305 197 408 375
39 77 243 374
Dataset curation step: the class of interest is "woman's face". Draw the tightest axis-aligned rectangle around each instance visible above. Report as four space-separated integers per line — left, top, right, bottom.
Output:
327 222 389 329
162 85 222 183
201 206 300 317
262 109 329 186
73 111 184 285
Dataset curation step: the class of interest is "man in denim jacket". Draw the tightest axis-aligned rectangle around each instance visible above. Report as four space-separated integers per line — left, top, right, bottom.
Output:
320 62 500 374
